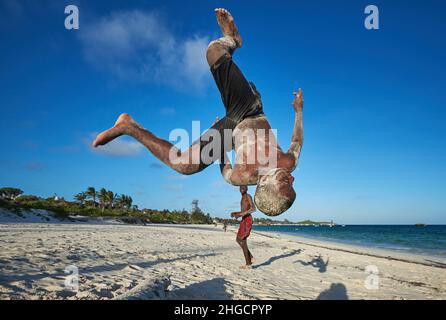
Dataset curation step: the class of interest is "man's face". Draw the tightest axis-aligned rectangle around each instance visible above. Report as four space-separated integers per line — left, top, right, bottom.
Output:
240 186 247 194
255 169 296 216
274 169 295 199
259 168 294 197
275 169 294 187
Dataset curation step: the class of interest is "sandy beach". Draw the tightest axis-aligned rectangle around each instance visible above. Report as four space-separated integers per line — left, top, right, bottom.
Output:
0 222 445 300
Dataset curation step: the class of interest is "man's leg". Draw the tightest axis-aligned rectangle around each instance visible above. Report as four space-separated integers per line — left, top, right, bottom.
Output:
245 238 255 263
236 236 253 267
92 9 245 174
247 245 253 262
92 114 201 175
207 9 261 121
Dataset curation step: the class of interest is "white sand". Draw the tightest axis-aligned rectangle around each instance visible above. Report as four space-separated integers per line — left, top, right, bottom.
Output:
0 222 445 300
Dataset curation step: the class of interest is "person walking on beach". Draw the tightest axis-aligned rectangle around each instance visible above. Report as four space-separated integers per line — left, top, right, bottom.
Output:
92 8 304 216
231 186 256 269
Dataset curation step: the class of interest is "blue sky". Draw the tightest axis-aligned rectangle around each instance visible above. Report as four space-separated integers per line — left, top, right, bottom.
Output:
0 0 445 224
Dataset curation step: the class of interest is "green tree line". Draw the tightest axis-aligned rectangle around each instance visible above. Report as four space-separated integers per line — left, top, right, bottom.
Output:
0 186 213 224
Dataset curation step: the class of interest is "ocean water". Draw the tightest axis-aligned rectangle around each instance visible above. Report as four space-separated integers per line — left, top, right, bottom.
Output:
253 225 446 258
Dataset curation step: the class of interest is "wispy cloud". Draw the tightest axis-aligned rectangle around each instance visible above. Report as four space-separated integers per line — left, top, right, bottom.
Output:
78 10 211 92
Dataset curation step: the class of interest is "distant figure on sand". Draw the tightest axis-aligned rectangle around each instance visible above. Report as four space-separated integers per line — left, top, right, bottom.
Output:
231 186 256 269
92 8 304 217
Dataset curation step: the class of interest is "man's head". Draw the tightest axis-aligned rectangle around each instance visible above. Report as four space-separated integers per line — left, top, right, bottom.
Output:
254 168 296 216
239 185 248 195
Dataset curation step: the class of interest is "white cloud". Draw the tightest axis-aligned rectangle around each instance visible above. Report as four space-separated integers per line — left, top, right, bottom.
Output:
79 10 211 92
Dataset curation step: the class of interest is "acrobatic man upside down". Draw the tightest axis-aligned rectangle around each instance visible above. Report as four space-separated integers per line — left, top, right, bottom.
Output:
93 8 304 216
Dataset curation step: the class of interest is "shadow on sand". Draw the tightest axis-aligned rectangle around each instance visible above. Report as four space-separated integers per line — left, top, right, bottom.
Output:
317 283 349 300
295 255 329 273
253 249 302 269
167 277 231 300
0 252 219 287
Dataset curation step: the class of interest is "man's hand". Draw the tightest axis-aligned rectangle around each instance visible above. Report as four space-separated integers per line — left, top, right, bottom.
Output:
231 212 239 218
292 88 304 112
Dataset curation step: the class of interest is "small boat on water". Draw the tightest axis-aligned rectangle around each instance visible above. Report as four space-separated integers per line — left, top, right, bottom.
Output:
415 224 427 227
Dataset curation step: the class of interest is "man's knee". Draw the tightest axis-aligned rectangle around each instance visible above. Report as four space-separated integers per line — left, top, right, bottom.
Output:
206 41 228 67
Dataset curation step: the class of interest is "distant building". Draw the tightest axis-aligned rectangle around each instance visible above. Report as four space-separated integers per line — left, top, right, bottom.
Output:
52 194 65 202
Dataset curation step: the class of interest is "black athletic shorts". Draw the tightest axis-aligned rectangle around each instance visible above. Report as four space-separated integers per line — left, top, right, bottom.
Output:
194 53 264 171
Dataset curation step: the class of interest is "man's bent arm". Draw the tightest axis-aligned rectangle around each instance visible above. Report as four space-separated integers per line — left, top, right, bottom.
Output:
287 88 304 171
238 195 256 217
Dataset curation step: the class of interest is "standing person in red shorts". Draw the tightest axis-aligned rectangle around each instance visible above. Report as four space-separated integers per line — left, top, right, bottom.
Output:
231 186 256 269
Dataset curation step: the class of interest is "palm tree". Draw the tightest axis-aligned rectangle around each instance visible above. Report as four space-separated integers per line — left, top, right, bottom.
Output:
105 190 116 209
74 192 87 206
98 188 108 213
115 194 125 209
117 194 133 210
86 187 97 207
0 187 24 200
114 194 122 208
126 196 133 209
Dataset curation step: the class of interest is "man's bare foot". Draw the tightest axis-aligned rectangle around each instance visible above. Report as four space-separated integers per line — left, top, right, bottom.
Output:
250 257 256 265
214 8 242 48
239 265 252 270
92 113 136 147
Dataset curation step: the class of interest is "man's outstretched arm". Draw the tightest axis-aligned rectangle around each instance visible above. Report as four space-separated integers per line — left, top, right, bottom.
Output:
287 88 304 171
